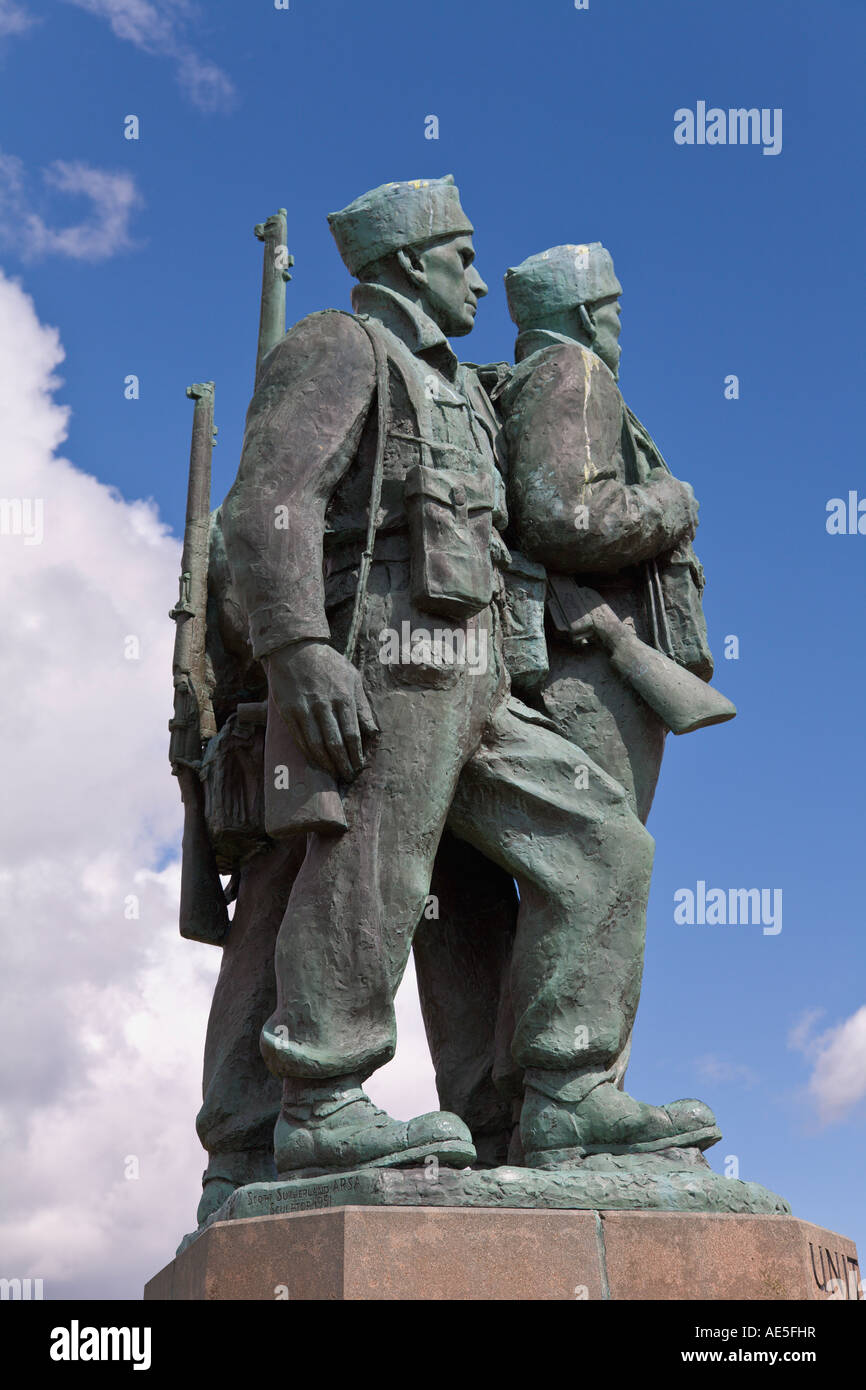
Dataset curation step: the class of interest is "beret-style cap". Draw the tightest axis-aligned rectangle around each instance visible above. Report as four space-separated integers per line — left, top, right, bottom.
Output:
505 243 622 328
329 175 474 276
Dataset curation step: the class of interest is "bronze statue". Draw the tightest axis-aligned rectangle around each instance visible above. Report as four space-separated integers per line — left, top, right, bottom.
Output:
169 181 790 1236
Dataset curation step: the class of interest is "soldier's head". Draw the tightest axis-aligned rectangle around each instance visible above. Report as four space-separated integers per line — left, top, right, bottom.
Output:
329 176 487 338
505 243 623 378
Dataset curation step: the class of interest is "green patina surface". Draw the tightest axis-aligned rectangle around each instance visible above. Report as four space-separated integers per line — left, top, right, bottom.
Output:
170 182 780 1242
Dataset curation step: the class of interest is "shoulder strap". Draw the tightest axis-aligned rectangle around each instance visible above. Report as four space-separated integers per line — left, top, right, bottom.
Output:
339 312 392 664
625 406 672 478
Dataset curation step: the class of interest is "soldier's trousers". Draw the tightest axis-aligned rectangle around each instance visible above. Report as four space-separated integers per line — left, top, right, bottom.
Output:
259 576 654 1098
196 831 509 1170
415 628 669 1136
198 572 656 1170
195 837 303 1182
539 636 668 825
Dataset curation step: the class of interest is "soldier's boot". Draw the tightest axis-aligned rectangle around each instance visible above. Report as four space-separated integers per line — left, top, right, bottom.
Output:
274 1075 476 1177
521 1074 721 1168
196 1147 277 1226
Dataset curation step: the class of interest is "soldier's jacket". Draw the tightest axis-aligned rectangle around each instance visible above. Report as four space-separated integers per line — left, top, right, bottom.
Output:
222 284 508 664
498 329 713 679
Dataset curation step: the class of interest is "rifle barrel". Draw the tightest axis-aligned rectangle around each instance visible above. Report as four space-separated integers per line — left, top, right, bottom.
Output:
254 208 293 386
170 382 217 764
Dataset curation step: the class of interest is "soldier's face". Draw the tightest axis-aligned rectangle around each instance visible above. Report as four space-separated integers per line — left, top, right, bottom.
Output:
590 296 622 378
415 234 488 337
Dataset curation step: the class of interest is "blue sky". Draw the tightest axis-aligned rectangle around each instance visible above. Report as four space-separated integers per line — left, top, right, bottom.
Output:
1 0 863 1289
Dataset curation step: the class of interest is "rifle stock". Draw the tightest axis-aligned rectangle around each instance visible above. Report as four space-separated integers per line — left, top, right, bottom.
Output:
170 382 229 944
547 574 737 736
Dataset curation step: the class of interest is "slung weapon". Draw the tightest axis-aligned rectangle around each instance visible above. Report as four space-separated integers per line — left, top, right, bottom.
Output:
250 210 349 837
254 209 293 387
169 382 230 944
547 575 736 736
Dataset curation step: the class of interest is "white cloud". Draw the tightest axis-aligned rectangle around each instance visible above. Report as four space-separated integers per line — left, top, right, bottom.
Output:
787 1007 824 1054
175 50 236 113
0 267 217 1297
0 0 36 38
66 0 177 49
0 268 436 1298
789 1005 866 1124
695 1054 759 1088
62 0 236 112
0 151 141 263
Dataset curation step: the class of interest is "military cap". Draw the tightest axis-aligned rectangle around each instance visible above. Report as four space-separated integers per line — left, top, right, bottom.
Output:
328 175 474 277
505 243 622 329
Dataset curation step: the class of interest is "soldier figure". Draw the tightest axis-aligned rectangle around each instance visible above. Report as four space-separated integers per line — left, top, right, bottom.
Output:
212 178 719 1180
415 242 733 1157
500 242 715 823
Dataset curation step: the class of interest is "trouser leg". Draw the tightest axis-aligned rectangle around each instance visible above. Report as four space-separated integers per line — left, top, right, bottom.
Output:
414 646 663 1146
261 592 502 1083
535 642 665 1096
413 644 661 1151
448 695 655 1100
413 831 519 1164
540 640 667 824
195 837 305 1204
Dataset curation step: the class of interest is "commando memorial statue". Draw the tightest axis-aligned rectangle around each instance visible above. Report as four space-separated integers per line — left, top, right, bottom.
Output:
163 178 794 1278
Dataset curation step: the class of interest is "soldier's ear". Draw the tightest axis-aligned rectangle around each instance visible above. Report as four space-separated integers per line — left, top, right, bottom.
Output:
396 246 427 291
578 303 597 343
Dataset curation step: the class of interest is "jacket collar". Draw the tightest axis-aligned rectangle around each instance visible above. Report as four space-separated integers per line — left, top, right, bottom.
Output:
514 327 580 363
351 282 459 379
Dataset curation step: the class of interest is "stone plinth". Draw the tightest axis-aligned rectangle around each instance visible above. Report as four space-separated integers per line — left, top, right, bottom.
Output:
145 1209 862 1301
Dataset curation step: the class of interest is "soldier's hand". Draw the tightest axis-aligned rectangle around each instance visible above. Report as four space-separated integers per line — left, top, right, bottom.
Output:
568 587 623 652
265 640 379 782
647 474 699 543
677 479 700 539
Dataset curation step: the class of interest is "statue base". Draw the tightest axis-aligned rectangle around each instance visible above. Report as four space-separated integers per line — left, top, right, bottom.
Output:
144 1157 861 1300
192 1152 792 1237
145 1204 861 1301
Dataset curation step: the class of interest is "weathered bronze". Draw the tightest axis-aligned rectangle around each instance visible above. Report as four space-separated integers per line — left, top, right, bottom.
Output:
169 382 229 948
170 184 787 1241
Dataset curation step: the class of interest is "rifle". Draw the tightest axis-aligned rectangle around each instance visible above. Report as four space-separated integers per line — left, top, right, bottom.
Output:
249 211 348 837
547 574 736 735
169 382 230 944
254 209 293 386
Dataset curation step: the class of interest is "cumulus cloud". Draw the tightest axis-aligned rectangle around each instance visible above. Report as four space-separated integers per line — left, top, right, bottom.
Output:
789 1006 866 1124
0 151 141 263
0 269 434 1298
62 0 236 112
0 266 219 1298
0 0 36 38
695 1055 759 1088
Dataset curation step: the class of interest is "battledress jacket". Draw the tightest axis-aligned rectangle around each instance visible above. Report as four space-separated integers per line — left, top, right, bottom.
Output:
499 330 714 679
221 285 509 666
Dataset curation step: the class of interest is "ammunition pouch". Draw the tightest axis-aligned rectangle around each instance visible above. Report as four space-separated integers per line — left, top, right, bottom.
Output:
623 409 714 682
200 705 269 873
656 543 714 682
405 463 495 619
500 550 549 693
